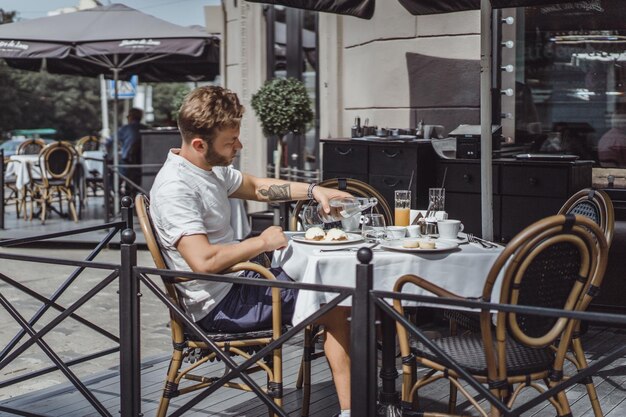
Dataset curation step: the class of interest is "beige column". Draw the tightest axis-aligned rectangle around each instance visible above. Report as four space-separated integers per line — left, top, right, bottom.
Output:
220 1 267 213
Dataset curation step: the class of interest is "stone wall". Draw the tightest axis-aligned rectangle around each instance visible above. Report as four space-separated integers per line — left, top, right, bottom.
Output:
319 6 482 138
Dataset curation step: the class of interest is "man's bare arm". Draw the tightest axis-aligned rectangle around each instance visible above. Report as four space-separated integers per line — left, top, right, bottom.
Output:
231 174 308 202
176 226 287 274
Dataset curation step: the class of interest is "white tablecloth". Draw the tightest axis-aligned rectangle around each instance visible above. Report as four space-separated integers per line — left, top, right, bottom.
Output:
7 154 40 190
82 150 105 177
272 233 504 325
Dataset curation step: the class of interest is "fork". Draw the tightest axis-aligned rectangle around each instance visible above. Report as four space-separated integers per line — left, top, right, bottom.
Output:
467 233 497 249
467 233 489 249
320 242 380 253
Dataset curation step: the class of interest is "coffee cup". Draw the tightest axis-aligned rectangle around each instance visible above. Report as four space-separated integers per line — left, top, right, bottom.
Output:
386 226 407 240
406 225 421 237
437 219 464 240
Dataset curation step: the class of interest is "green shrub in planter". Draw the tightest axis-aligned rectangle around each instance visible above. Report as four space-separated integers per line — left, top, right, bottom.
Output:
251 77 313 138
251 77 313 178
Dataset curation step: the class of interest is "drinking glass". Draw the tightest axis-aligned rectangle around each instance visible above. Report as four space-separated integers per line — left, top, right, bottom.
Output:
428 188 446 212
362 213 386 243
301 204 324 230
394 190 411 226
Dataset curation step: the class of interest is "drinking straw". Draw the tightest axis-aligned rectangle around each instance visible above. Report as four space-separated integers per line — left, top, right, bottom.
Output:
440 167 448 189
408 170 415 191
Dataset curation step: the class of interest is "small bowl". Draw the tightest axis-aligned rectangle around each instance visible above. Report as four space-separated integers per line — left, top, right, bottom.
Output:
406 225 421 237
386 226 407 240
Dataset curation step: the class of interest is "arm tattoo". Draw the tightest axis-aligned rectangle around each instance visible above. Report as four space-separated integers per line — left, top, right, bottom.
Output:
258 184 291 201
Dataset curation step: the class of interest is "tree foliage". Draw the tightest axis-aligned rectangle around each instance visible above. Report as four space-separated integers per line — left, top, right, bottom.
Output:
150 83 190 125
0 61 101 140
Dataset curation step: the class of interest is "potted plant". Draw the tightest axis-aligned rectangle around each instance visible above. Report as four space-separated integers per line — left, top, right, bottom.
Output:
251 77 313 178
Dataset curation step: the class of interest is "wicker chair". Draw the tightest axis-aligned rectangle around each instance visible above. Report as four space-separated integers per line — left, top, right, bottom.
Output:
288 177 392 415
558 187 614 416
135 194 299 417
17 138 46 155
393 214 608 417
3 155 20 217
75 135 100 154
558 187 614 247
28 141 78 224
289 177 393 231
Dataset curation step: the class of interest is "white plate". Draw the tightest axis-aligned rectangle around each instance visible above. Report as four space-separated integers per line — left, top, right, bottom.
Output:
380 239 459 253
291 233 364 245
437 235 469 244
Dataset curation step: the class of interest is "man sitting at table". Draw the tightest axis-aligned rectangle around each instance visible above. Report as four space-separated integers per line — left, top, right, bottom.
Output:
150 85 353 417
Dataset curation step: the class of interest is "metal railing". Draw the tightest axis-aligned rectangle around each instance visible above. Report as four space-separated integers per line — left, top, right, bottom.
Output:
0 213 128 416
2 201 626 416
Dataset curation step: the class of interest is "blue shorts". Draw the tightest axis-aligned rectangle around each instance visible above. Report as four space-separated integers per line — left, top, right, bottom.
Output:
197 267 298 333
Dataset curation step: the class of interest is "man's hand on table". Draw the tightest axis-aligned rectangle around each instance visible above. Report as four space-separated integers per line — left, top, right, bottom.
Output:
259 226 289 251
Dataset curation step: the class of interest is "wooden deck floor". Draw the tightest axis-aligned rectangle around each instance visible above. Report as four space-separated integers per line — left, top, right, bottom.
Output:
1 326 625 417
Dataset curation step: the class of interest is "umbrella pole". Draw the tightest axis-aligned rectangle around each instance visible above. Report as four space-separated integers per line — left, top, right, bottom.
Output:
112 67 120 215
480 0 494 241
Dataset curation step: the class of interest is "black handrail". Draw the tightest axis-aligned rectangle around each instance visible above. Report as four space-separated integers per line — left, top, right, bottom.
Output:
2 209 626 417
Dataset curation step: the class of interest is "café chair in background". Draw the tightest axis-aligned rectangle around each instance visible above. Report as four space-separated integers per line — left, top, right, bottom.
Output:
393 214 608 417
3 155 20 217
289 177 393 231
558 187 614 247
135 194 308 417
288 177 392 415
75 135 100 154
28 141 78 224
17 138 46 155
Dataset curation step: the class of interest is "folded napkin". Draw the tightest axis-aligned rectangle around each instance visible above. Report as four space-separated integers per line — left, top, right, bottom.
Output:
410 210 447 225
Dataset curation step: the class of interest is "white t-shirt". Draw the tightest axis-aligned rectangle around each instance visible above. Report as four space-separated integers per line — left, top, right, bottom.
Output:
150 149 243 322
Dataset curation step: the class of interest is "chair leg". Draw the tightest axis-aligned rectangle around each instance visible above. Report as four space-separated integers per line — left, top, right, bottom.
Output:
572 337 603 417
157 349 184 417
298 326 314 417
64 188 78 222
40 191 49 224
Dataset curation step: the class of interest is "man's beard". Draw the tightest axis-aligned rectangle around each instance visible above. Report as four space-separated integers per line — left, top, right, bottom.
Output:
204 147 235 167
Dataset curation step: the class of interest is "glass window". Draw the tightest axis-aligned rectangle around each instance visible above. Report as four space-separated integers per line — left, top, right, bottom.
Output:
265 6 319 178
502 1 626 189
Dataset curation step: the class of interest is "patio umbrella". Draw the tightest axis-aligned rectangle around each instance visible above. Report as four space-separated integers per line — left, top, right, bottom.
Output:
246 0 575 240
0 3 220 212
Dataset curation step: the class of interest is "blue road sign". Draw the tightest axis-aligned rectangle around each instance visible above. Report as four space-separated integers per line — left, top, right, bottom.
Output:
108 75 138 99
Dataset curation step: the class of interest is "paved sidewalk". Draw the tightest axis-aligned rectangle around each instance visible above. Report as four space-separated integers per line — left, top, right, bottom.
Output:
0 246 170 401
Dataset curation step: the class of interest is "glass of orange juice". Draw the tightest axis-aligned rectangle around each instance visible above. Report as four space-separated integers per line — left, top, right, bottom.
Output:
394 190 411 226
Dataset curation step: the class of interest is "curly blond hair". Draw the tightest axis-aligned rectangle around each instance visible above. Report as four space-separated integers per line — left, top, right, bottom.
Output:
177 86 245 145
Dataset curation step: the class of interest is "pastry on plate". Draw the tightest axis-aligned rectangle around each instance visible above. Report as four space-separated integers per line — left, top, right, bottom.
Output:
324 228 348 241
418 239 436 249
304 226 325 241
402 238 420 248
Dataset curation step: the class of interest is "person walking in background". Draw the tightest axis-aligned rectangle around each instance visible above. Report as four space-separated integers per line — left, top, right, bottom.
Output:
108 107 147 196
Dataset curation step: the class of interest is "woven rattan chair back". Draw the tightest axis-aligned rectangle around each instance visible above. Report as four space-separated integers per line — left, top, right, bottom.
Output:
289 178 393 231
135 194 289 417
482 214 607 353
17 139 46 155
75 135 100 154
558 188 614 247
38 142 76 186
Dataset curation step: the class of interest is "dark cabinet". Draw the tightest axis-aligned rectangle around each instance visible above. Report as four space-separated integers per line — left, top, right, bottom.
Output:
322 139 436 214
322 139 592 242
436 159 592 242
